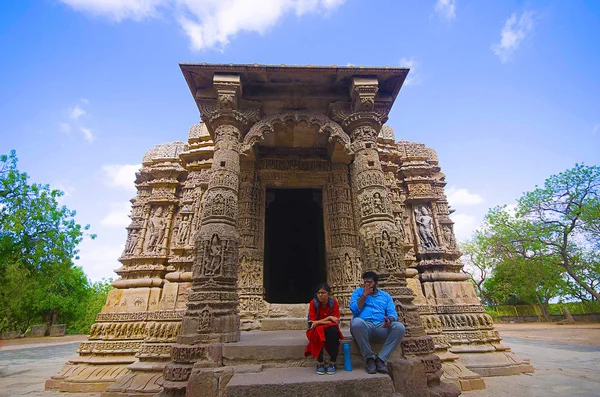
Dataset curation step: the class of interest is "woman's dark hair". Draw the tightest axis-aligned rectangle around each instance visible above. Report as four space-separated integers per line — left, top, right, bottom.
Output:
362 271 379 283
314 283 331 294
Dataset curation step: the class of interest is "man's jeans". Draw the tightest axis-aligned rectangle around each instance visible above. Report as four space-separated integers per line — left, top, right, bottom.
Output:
350 317 406 363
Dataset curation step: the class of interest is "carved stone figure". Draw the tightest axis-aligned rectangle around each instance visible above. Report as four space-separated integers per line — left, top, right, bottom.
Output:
379 230 397 272
176 214 191 245
442 224 456 249
146 207 167 253
204 234 223 276
125 229 140 254
414 206 437 249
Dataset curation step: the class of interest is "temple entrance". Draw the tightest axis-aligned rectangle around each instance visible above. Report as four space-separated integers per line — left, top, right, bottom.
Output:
264 188 326 303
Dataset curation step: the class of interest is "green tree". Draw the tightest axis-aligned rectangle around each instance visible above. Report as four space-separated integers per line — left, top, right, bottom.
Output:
71 278 113 334
474 206 567 320
468 164 600 316
518 164 600 301
460 238 493 303
0 150 95 333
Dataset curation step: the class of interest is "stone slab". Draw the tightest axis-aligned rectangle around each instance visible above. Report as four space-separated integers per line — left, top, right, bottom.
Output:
28 325 47 338
1 331 21 340
260 318 307 331
49 325 66 337
224 366 394 397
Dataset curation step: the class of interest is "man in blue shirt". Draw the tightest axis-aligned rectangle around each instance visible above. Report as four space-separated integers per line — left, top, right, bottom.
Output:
350 271 406 374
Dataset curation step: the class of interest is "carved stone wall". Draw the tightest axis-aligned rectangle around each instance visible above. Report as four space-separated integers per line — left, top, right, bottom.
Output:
47 140 198 395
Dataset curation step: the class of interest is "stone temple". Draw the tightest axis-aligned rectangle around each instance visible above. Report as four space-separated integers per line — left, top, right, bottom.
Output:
47 64 533 397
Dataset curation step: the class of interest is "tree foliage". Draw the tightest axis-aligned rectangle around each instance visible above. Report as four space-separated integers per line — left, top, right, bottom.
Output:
464 164 600 312
0 150 106 334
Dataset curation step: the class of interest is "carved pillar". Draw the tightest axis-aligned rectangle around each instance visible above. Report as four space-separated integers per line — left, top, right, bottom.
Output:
237 159 266 329
331 76 457 397
159 75 260 397
324 163 360 314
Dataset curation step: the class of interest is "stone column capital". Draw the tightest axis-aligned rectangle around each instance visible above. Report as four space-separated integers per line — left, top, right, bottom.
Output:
198 73 262 138
328 76 392 140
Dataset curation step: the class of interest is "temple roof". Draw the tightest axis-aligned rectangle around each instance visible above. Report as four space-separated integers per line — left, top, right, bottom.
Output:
180 63 409 116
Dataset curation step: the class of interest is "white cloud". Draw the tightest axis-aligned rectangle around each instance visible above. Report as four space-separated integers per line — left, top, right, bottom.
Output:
435 0 456 20
81 127 96 142
593 124 599 135
58 0 346 51
59 0 165 21
53 181 76 205
59 122 72 133
450 212 479 242
102 163 140 191
399 57 420 86
69 104 86 120
53 181 75 197
491 11 535 63
446 186 485 206
101 201 132 227
76 237 124 281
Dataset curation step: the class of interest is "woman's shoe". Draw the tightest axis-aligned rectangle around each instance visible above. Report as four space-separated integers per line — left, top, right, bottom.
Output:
326 363 337 375
316 364 326 375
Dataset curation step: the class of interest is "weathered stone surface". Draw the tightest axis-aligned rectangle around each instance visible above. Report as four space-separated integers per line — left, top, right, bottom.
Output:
224 367 394 397
388 357 430 397
29 325 48 337
49 325 66 337
1 331 20 340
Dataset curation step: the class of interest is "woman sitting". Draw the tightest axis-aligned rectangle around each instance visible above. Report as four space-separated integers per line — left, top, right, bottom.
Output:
304 283 344 375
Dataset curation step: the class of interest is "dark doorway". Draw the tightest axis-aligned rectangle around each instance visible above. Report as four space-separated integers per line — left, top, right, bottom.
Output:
264 188 326 303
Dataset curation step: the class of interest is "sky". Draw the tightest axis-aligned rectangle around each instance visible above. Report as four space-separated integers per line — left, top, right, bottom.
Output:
1 0 599 282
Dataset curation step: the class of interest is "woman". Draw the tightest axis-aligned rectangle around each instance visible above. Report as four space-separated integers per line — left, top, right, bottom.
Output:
304 283 344 375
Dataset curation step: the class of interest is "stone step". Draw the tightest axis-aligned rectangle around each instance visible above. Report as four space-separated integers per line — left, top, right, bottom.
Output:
222 329 370 368
260 317 308 331
224 366 394 397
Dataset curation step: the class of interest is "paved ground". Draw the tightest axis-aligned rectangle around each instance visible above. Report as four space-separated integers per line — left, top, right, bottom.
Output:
0 323 598 397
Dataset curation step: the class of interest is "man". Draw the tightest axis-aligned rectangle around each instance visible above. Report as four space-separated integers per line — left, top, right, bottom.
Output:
349 271 406 374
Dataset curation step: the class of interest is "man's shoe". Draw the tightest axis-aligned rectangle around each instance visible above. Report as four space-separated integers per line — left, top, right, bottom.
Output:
326 363 336 375
366 358 377 374
375 357 388 374
316 364 326 375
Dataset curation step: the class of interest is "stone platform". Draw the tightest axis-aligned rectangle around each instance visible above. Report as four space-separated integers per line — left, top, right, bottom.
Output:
225 367 393 397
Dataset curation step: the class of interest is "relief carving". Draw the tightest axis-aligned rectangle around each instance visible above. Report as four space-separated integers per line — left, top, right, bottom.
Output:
414 206 438 249
441 224 456 249
176 214 192 246
145 207 167 254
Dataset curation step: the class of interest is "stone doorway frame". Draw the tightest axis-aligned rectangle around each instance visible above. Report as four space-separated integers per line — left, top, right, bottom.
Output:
236 112 360 329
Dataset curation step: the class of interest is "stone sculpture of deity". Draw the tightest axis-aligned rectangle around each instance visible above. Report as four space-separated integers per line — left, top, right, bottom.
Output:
414 206 437 249
146 207 167 253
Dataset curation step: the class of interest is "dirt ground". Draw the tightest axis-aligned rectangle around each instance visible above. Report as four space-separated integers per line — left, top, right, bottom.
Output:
1 322 599 397
494 322 600 345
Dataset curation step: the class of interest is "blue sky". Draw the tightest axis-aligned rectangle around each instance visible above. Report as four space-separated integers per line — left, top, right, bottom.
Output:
1 0 599 281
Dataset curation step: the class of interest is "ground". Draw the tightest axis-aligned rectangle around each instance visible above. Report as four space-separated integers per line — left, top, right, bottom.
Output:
1 323 599 397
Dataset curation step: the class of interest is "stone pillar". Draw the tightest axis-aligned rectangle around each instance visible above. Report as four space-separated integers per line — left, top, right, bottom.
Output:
237 159 266 330
159 74 260 397
331 77 458 397
324 163 360 315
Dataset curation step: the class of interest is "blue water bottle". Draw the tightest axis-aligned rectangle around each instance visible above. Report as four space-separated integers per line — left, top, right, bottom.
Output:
343 342 352 371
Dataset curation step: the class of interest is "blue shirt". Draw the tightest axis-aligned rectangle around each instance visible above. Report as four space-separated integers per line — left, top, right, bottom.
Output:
349 287 398 325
